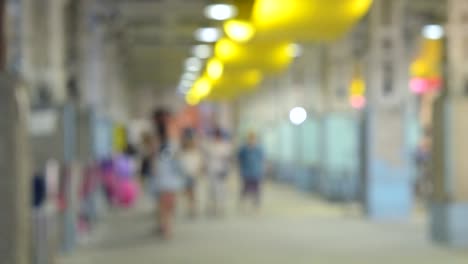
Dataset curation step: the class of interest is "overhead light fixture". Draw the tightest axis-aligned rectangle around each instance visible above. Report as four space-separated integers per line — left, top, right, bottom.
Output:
186 92 201 106
192 44 213 59
182 72 198 81
207 59 224 80
194 27 222 43
224 20 255 43
178 84 191 94
178 78 194 94
289 107 307 125
192 77 212 98
422 25 444 40
185 57 203 72
204 4 238 21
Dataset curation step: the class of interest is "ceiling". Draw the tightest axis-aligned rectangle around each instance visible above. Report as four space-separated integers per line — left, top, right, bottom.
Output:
112 0 213 90
102 0 447 93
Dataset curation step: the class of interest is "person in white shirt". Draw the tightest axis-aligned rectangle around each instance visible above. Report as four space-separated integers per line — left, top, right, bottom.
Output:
205 128 232 216
177 128 202 218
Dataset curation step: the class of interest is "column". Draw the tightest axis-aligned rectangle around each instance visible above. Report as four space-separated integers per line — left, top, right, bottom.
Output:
48 0 67 104
0 78 31 264
430 0 468 247
364 0 413 218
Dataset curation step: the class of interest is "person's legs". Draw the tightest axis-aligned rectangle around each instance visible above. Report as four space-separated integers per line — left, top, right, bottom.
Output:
185 178 196 218
251 179 261 210
215 178 226 216
208 175 221 216
158 192 176 239
242 179 261 212
239 178 249 212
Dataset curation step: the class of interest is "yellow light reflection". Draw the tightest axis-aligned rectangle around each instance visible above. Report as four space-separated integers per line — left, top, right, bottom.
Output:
215 38 238 60
185 92 201 106
251 0 373 41
192 77 212 98
350 78 365 96
410 39 442 78
207 59 224 80
244 69 263 86
214 38 293 72
224 20 256 43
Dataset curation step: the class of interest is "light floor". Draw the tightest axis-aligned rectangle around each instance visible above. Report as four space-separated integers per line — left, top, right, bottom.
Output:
59 180 468 264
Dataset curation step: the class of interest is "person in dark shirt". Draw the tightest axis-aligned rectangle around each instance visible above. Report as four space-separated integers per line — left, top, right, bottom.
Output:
238 132 265 212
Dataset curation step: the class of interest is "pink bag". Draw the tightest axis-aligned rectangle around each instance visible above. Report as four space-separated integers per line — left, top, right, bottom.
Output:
116 180 139 208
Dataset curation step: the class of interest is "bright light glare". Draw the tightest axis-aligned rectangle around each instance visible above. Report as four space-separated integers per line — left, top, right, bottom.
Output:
288 43 303 58
205 4 237 21
422 25 444 40
289 107 307 125
224 20 255 43
185 57 203 72
193 78 212 98
194 27 222 43
192 45 212 59
207 59 224 80
186 93 200 106
215 38 237 59
182 72 198 81
178 78 194 94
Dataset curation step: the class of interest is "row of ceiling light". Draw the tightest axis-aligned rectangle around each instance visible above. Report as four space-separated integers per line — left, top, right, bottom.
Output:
177 3 303 99
177 4 241 96
177 0 375 105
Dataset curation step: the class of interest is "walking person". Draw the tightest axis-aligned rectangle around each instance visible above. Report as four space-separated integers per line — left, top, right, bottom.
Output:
151 109 183 239
140 132 156 188
177 128 202 218
238 132 265 213
205 127 232 217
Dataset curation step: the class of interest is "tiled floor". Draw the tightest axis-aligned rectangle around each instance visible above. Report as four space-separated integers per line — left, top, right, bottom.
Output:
59 180 468 264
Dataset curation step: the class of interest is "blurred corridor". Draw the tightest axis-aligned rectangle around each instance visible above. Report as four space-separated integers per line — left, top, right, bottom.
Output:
58 181 467 264
1 0 468 263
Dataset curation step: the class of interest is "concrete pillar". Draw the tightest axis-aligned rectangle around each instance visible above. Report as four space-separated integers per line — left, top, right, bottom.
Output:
364 0 413 218
48 0 67 103
0 77 31 264
430 0 468 247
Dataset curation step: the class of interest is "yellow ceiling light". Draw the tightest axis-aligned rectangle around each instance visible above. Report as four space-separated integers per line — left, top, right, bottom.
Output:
208 68 263 92
207 58 224 80
185 92 201 106
244 69 263 86
251 0 373 41
224 20 256 43
410 38 443 78
215 38 239 61
214 38 293 72
192 77 212 98
350 78 365 96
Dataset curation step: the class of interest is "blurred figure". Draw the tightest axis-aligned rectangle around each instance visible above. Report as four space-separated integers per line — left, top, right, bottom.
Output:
177 128 202 218
205 127 232 216
238 132 265 212
414 127 432 200
140 132 156 185
113 144 140 208
151 110 183 239
153 108 171 151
